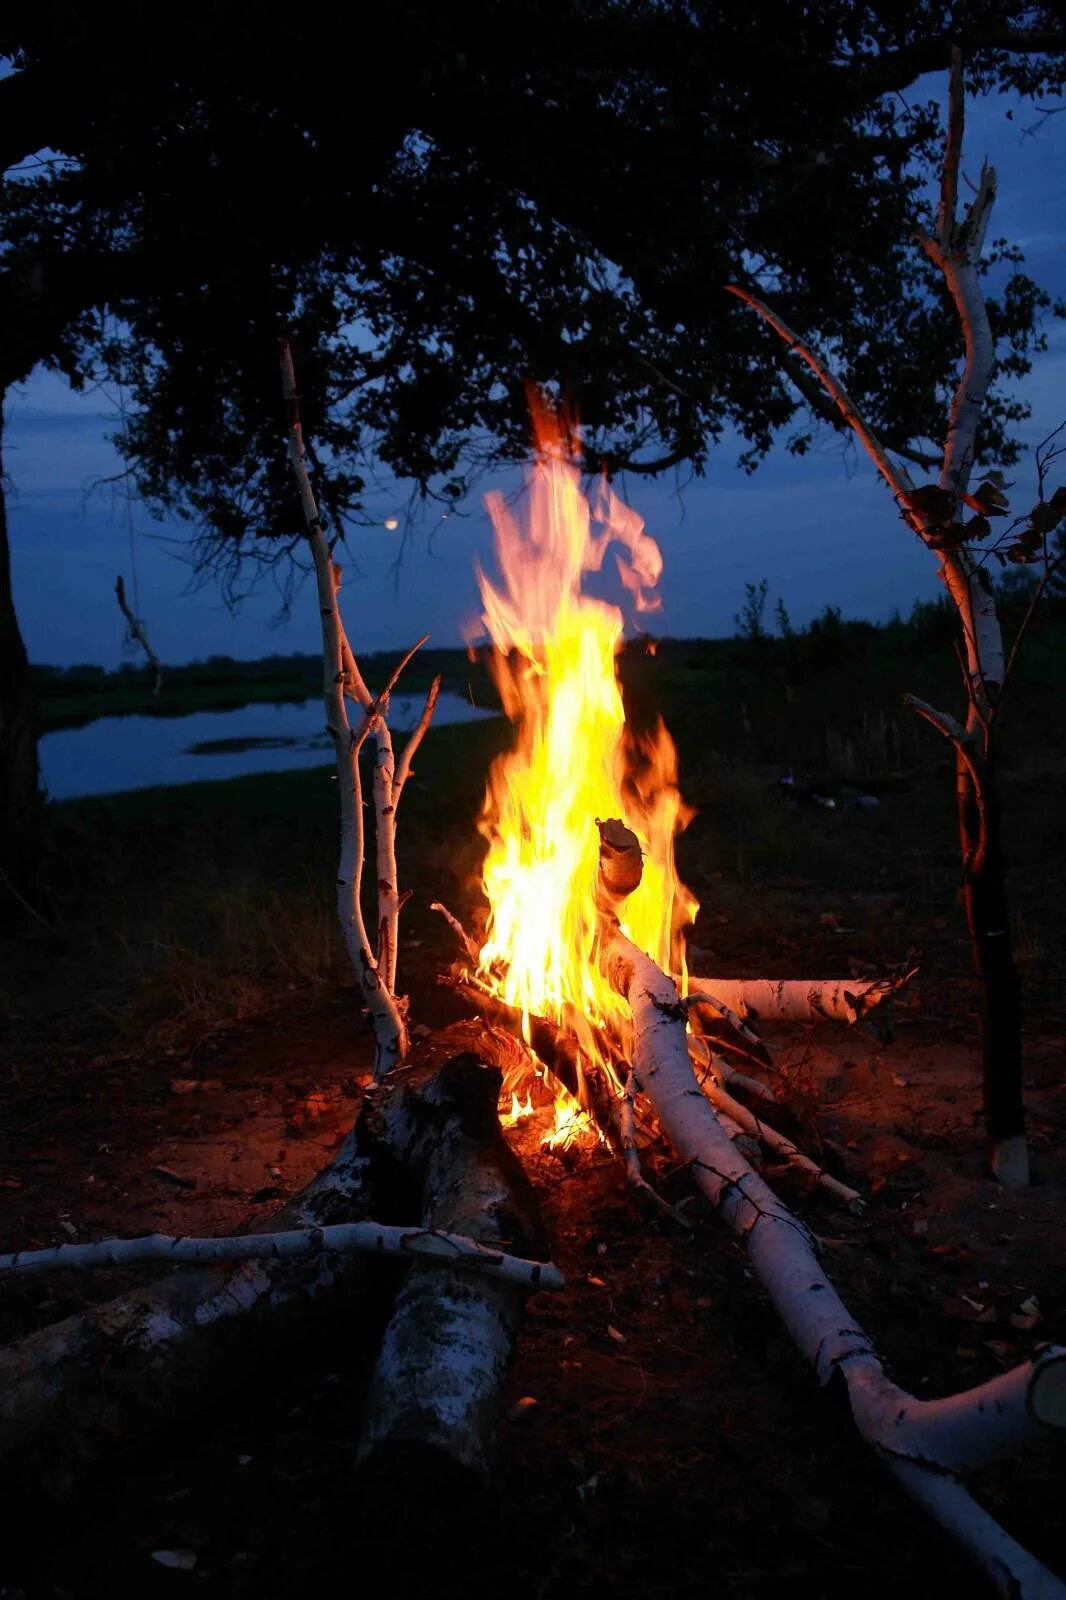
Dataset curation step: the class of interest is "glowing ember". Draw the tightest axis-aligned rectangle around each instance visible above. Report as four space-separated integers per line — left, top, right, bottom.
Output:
542 1083 601 1153
501 1089 536 1126
476 399 697 1125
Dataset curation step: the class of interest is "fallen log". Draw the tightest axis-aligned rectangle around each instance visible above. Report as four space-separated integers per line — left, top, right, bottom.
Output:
605 931 1066 1600
686 1039 864 1212
358 1052 553 1478
0 1022 545 1496
687 971 912 1026
0 1222 563 1290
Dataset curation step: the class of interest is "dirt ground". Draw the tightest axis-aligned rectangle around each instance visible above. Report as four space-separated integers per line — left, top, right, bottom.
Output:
1 868 1063 1600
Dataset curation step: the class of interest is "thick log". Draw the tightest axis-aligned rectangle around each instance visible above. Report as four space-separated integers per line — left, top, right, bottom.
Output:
605 932 1066 1600
0 1022 521 1496
358 1052 552 1478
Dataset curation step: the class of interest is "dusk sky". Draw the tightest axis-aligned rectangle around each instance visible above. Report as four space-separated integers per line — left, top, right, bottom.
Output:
6 82 1065 670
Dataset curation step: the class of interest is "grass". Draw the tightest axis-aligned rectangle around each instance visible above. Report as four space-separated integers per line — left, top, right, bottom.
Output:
5 608 1065 1059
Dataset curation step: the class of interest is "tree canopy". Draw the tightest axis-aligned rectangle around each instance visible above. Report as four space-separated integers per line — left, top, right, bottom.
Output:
2 2 1065 580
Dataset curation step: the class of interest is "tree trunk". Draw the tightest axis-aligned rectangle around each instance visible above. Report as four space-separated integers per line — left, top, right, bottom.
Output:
957 747 1027 1184
0 405 41 899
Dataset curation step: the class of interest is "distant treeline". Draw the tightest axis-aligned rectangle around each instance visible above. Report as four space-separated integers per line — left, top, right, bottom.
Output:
31 648 497 732
32 592 1063 736
31 648 483 696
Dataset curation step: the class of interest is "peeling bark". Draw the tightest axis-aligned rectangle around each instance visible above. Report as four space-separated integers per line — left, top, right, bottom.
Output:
605 933 1065 1600
359 1052 552 1478
686 972 909 1025
0 1024 544 1497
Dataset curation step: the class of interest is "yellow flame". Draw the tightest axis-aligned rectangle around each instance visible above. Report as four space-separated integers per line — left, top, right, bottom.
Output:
500 1089 536 1126
476 400 697 1069
542 1080 600 1152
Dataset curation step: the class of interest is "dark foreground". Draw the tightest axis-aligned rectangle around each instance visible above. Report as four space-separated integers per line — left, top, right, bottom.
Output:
1 619 1064 1596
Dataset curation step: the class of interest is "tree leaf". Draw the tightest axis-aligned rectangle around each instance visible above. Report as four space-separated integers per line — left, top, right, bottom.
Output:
904 484 955 521
971 478 1011 512
1028 502 1062 534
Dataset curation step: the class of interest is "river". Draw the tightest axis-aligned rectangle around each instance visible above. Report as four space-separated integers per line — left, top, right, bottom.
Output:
39 693 497 801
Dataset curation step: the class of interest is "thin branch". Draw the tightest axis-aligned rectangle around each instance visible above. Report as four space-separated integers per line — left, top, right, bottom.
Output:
935 46 965 247
700 1066 864 1212
725 286 918 506
114 575 162 696
903 692 970 747
394 674 443 798
350 634 430 752
904 693 988 874
430 901 481 967
776 345 941 471
1002 555 1065 695
0 1223 564 1291
619 1073 692 1225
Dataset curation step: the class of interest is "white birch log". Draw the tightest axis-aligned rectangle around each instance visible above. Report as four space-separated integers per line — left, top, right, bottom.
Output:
0 1023 540 1493
280 340 408 1076
0 1106 377 1494
605 932 1066 1600
700 1070 863 1212
358 1052 553 1478
0 1223 563 1291
687 972 909 1025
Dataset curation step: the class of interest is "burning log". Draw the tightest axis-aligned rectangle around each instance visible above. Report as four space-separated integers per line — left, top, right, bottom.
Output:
447 976 621 1140
0 1025 559 1496
604 931 1066 1600
358 1052 553 1479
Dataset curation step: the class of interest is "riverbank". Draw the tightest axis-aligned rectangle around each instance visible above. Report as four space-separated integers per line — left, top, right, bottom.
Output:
5 609 1063 1066
32 646 496 732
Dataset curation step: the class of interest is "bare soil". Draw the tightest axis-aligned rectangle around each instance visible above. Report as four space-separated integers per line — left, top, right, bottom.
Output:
1 871 1063 1600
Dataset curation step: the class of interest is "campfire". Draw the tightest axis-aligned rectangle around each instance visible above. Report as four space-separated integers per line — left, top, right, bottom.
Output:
468 400 695 1150
0 353 1062 1600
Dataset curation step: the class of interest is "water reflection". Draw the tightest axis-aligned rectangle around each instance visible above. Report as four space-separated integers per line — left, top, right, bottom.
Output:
40 693 496 801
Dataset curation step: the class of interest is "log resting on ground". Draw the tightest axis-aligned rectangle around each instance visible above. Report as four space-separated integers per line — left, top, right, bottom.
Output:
0 1022 548 1496
605 932 1066 1600
686 972 912 1026
358 1052 552 1478
0 1223 563 1290
687 1037 864 1212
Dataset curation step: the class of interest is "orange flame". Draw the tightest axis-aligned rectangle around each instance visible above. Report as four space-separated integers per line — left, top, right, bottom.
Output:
476 400 697 1100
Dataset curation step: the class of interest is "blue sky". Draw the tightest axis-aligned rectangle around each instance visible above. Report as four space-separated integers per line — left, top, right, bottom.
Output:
5 81 1065 668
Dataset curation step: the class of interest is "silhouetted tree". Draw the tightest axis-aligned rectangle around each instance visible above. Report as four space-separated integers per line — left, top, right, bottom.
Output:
2 2 1065 881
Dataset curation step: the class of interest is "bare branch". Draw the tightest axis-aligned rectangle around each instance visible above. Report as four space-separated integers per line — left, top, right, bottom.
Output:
114 575 162 695
394 674 443 798
725 285 918 506
0 1223 564 1292
280 338 407 1074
